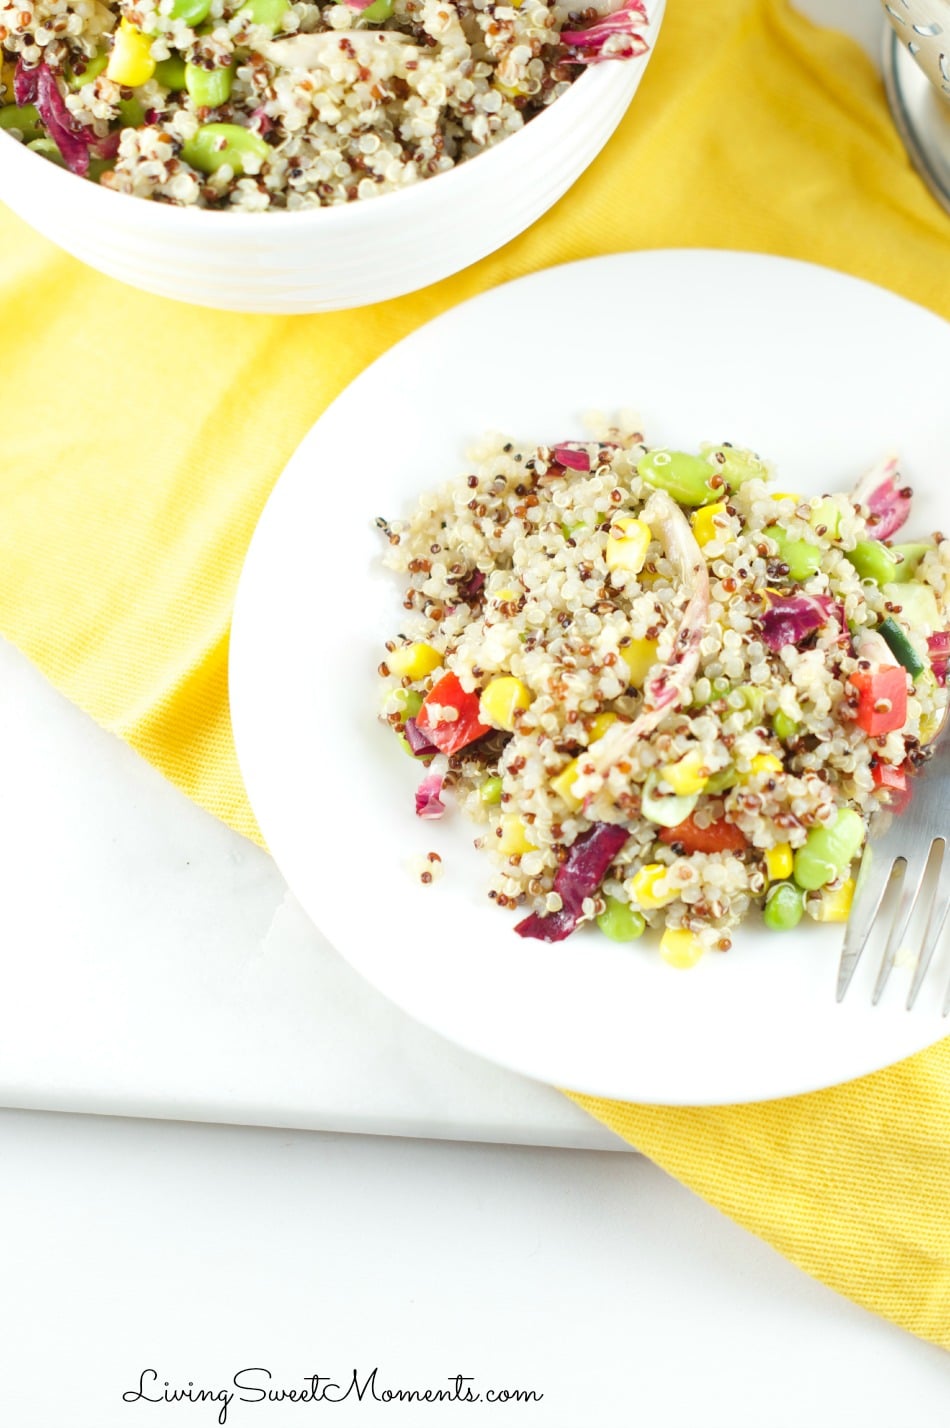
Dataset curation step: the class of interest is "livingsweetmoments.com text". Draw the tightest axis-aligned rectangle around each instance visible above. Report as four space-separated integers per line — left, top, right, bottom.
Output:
123 1368 544 1422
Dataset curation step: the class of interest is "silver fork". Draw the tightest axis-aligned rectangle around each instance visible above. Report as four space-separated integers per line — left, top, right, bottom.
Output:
837 729 950 1012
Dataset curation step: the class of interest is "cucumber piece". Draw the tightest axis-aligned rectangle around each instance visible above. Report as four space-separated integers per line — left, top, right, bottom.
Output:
878 617 925 679
888 542 933 581
882 581 940 633
640 772 699 828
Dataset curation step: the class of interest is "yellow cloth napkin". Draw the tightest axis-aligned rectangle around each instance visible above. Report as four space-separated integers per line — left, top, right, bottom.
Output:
3 0 950 1349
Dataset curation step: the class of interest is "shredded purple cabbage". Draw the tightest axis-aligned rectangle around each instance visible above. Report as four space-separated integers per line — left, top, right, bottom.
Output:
514 822 628 942
561 0 650 64
552 445 591 472
91 130 120 160
404 716 438 759
928 632 950 686
414 768 446 819
35 64 92 175
758 592 835 651
851 455 911 542
14 58 38 106
251 107 274 137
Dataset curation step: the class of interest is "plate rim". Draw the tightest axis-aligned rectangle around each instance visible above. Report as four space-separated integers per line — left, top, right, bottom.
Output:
230 248 950 1105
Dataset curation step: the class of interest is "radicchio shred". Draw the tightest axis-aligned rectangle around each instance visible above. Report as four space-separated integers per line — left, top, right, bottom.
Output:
414 763 447 819
928 632 950 686
514 822 628 942
552 444 592 472
12 61 116 175
14 58 39 106
758 592 835 651
404 716 438 758
560 0 650 64
850 455 911 542
35 63 93 175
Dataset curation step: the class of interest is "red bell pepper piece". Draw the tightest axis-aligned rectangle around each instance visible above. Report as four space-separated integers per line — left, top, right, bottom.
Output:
871 760 913 813
415 671 491 755
871 762 907 793
848 665 908 737
658 814 748 854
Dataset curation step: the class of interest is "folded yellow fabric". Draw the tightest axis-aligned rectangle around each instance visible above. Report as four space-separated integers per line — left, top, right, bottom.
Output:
2 0 950 1348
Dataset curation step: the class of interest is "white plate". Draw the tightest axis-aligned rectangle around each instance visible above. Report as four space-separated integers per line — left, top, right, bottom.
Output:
231 251 950 1104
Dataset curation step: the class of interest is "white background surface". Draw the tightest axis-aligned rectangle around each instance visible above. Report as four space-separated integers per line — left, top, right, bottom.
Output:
3 2 950 1424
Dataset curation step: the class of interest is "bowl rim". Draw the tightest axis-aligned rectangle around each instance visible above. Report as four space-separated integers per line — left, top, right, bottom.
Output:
0 1 662 234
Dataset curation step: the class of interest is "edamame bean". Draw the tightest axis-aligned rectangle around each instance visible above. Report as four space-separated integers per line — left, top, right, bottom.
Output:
769 526 822 582
763 881 804 931
117 96 146 127
181 122 270 174
87 155 114 181
728 684 767 720
704 765 737 794
239 0 291 24
26 137 65 165
68 52 109 89
393 688 424 719
772 709 799 744
793 808 864 891
361 0 394 19
637 449 718 508
154 56 188 89
0 103 42 141
479 775 503 806
844 540 900 586
169 0 212 23
596 896 646 942
185 61 234 108
705 445 767 490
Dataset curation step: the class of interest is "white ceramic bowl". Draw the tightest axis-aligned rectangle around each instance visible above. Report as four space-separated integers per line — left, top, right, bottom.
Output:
0 0 663 313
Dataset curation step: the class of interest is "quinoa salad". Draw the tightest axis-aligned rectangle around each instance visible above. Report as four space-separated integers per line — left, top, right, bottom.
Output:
376 423 950 968
0 0 648 207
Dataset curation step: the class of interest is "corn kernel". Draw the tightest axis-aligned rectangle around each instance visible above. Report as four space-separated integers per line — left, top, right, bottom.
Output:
619 638 659 689
605 517 651 574
479 675 530 731
748 753 783 778
813 878 855 923
920 708 943 745
494 69 527 95
690 502 727 549
494 587 517 602
588 710 618 741
659 927 705 969
770 491 802 502
388 642 441 681
630 863 676 910
765 843 793 881
551 757 583 811
107 18 156 87
497 814 536 857
660 749 709 796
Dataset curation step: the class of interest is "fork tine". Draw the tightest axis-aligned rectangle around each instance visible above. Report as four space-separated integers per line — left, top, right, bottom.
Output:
837 843 896 1003
872 848 933 1005
907 840 950 1010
